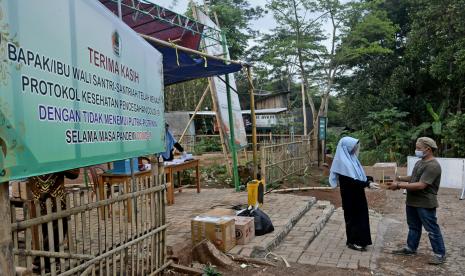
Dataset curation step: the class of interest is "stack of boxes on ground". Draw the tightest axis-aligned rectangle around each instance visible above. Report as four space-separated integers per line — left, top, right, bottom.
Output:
191 208 255 252
364 162 397 186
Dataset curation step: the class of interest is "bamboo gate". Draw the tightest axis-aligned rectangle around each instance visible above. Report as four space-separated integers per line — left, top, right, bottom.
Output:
10 174 169 275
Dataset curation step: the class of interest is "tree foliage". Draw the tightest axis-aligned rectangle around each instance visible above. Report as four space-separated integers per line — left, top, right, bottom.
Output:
205 0 264 60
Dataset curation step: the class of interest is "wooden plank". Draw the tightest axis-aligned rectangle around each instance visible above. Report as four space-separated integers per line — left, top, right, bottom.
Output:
0 184 15 276
136 178 141 275
111 185 117 276
79 192 86 256
30 201 40 251
66 194 77 268
86 189 93 257
10 203 19 266
45 199 57 275
72 191 80 257
56 197 66 272
105 255 110 276
118 183 125 274
153 177 159 272
96 186 104 274
115 184 124 274
34 201 46 276
150 178 156 271
131 181 136 276
142 178 149 274
23 201 33 270
161 175 166 272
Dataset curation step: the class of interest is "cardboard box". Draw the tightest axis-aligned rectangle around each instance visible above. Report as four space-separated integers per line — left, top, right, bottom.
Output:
234 216 255 245
191 216 236 252
203 208 236 217
372 163 397 183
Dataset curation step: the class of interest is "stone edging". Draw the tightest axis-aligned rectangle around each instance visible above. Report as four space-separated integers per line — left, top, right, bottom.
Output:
250 197 317 257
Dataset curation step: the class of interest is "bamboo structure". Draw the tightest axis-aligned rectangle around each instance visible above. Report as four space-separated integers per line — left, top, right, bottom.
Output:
10 175 168 275
0 184 14 275
246 67 258 179
178 86 210 144
260 139 316 188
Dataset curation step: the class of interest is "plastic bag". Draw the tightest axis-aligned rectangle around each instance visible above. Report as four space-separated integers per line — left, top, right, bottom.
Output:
238 207 274 236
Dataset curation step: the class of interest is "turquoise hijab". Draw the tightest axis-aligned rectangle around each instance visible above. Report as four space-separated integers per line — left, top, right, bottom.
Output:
329 136 367 188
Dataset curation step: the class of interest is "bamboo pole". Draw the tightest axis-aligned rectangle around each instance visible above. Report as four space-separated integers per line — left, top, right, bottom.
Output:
269 187 333 193
208 78 233 177
0 183 14 276
178 85 210 144
247 67 258 179
139 34 246 67
13 249 94 260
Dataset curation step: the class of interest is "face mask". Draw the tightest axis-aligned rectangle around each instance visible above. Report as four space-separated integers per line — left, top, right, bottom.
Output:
415 150 425 158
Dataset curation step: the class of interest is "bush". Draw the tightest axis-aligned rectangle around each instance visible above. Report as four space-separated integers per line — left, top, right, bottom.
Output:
443 114 465 157
194 137 222 155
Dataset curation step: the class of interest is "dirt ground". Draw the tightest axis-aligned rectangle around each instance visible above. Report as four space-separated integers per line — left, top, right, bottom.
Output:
288 189 387 214
217 264 372 276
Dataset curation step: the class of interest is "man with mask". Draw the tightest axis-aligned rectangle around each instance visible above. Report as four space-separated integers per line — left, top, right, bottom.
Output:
387 137 446 265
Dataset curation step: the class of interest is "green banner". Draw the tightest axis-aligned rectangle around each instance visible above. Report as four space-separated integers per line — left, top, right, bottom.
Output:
0 0 165 182
319 116 327 141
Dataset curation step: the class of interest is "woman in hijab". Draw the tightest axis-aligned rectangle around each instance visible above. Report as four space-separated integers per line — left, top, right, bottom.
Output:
329 137 379 251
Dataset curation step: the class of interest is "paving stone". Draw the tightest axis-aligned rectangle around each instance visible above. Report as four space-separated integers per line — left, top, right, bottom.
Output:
347 262 358 269
165 189 315 259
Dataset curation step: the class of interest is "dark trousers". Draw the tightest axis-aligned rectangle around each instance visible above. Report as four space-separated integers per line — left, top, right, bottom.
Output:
406 205 446 256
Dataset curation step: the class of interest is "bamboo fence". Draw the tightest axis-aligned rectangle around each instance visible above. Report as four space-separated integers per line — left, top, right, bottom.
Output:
260 139 317 188
11 175 168 275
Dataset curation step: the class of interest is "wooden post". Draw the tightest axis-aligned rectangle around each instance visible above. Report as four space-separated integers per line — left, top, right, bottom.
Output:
0 183 14 276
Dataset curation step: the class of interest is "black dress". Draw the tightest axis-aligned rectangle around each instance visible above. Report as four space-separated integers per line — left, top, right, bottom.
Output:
339 174 372 247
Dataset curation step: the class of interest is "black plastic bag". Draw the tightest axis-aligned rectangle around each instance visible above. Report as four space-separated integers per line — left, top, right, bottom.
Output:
238 208 274 236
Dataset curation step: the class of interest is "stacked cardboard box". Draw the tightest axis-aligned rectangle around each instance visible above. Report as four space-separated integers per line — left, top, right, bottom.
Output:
191 208 256 252
191 215 236 252
234 216 255 245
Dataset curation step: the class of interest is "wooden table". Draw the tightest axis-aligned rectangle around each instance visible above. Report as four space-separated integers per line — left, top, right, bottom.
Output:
98 170 153 222
165 159 200 205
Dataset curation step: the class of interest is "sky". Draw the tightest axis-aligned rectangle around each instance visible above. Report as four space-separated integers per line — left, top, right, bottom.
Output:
147 0 340 50
147 0 276 36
